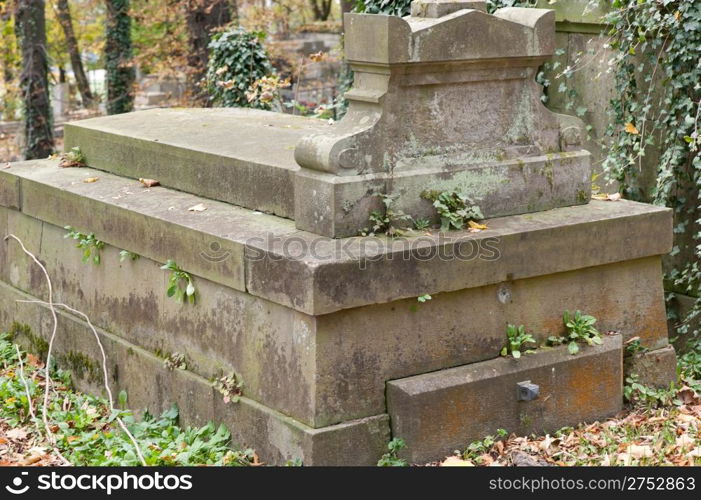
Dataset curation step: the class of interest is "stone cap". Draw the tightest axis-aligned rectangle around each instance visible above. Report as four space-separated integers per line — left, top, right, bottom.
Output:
344 3 555 65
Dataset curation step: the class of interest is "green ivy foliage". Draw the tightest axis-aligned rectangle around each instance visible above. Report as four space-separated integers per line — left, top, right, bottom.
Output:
602 0 700 335
354 0 411 16
105 0 135 115
352 0 531 16
205 27 273 109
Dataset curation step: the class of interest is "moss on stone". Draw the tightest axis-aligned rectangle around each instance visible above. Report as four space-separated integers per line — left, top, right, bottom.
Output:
10 322 49 360
61 351 101 384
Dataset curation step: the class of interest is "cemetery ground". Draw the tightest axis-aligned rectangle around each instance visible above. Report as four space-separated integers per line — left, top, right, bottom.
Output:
0 330 699 467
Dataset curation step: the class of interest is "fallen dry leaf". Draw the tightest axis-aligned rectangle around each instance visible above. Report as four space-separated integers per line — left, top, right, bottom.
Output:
139 178 160 188
6 428 28 441
624 122 639 135
628 444 653 459
440 456 474 467
309 51 326 62
592 192 622 201
83 177 99 183
26 353 43 368
676 434 695 449
468 220 488 231
188 203 207 212
21 453 44 465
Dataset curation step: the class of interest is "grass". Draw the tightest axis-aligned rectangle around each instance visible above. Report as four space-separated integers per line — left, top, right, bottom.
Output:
0 332 257 466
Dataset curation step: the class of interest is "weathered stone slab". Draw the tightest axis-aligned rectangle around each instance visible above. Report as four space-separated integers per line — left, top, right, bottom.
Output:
387 334 623 463
625 346 678 389
247 200 673 315
0 206 669 427
1 207 321 428
0 170 20 210
0 159 672 316
0 280 390 466
63 108 329 218
313 257 667 426
295 151 591 237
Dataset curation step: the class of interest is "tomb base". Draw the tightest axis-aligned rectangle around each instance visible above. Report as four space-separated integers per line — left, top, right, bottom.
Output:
0 159 673 464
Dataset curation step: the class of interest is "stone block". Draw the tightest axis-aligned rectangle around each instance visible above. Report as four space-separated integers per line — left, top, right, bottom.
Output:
387 334 623 463
295 151 592 238
294 5 592 237
0 280 390 466
625 346 678 389
0 170 20 210
63 108 329 218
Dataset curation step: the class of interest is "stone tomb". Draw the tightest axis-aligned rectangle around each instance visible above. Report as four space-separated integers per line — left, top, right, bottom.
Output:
0 1 675 464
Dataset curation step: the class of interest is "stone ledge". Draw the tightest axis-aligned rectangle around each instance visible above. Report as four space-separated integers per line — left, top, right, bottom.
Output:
387 334 623 463
0 280 390 465
0 159 672 315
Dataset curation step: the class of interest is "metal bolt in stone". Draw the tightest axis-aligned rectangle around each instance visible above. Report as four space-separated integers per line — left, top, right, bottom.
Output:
517 380 540 401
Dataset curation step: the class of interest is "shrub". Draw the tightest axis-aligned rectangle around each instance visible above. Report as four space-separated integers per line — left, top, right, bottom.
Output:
206 27 274 109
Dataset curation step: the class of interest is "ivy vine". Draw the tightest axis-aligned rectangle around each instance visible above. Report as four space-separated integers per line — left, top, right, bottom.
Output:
205 27 274 109
602 0 700 340
105 0 135 115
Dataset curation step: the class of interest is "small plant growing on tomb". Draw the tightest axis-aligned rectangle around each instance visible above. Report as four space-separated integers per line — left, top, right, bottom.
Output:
213 372 243 404
64 226 105 265
119 250 140 262
421 190 484 231
410 293 432 312
463 428 509 463
624 336 648 356
377 438 407 467
161 260 196 304
500 324 537 360
413 217 431 231
360 194 413 237
58 146 87 168
163 352 187 371
624 374 679 408
561 310 603 355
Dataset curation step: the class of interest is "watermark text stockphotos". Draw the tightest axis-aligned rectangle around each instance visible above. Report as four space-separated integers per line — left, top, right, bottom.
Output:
201 233 502 270
4 471 192 495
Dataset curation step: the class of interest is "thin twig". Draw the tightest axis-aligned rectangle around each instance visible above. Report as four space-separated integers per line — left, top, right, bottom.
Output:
15 344 36 422
4 234 59 449
18 299 147 466
5 234 146 466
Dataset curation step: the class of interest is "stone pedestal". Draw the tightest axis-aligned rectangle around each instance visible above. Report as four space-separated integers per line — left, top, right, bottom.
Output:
294 3 590 237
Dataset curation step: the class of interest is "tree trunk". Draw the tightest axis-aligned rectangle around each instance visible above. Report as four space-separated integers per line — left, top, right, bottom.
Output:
15 0 54 159
185 0 232 107
1 7 19 121
310 0 332 21
55 0 94 107
340 0 354 15
105 0 135 114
